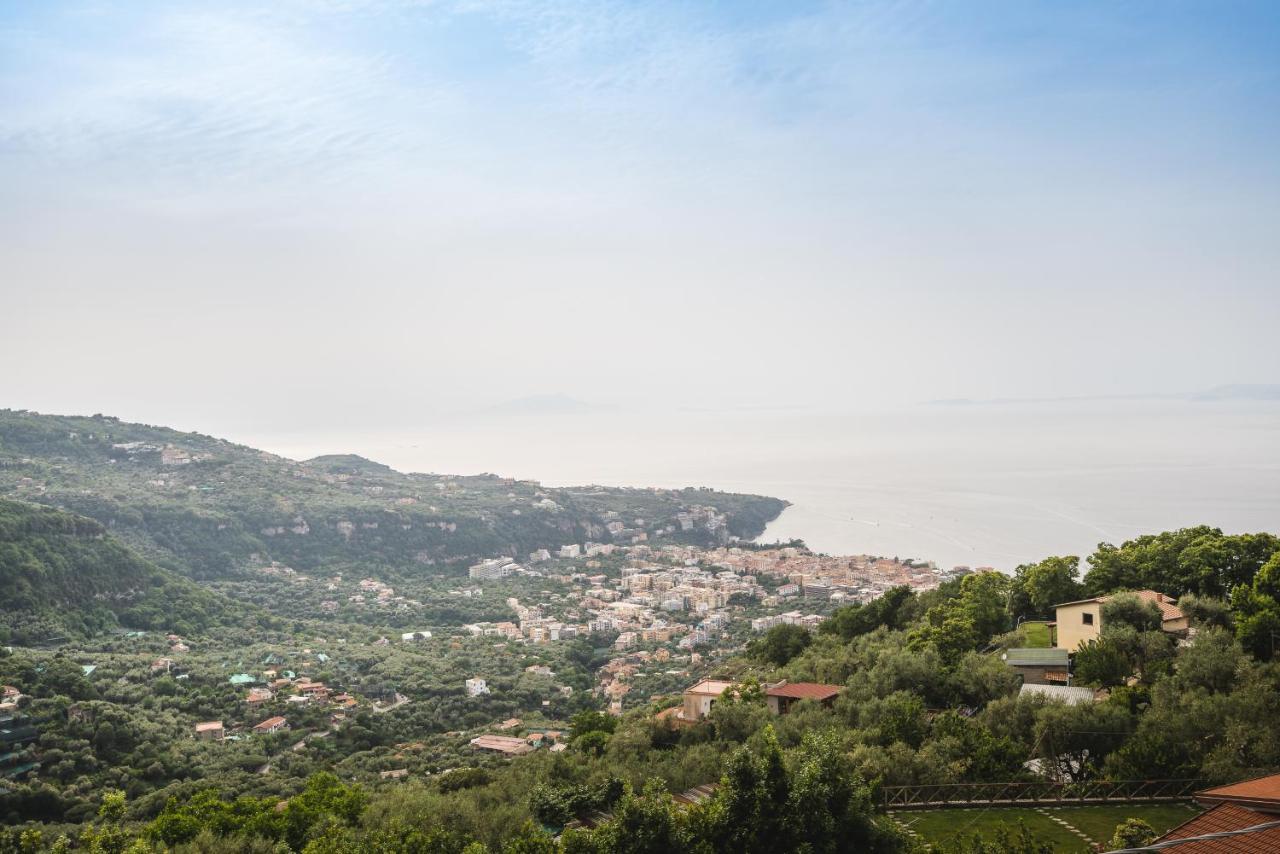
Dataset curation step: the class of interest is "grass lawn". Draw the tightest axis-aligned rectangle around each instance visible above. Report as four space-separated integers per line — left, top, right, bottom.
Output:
893 803 1201 851
895 808 1087 851
1044 803 1201 843
1021 621 1053 648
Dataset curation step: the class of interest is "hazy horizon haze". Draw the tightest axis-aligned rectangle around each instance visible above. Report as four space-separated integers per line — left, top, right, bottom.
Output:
3 1 1279 432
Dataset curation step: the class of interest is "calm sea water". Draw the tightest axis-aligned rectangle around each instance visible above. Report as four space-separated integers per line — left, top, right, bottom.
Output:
242 401 1280 572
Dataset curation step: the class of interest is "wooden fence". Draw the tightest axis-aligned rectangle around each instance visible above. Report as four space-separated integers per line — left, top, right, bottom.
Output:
881 778 1203 810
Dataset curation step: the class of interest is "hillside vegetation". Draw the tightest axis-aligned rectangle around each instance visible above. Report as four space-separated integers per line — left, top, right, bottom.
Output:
1 524 1278 852
0 410 786 581
0 500 239 644
4 410 1280 853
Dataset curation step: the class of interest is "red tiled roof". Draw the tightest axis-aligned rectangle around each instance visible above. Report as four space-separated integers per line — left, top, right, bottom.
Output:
1127 589 1187 622
1051 589 1185 622
1197 773 1280 810
1155 802 1280 852
766 682 842 700
254 716 287 731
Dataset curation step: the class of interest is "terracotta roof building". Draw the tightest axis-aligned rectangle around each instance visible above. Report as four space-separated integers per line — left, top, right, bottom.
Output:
470 734 535 755
1196 775 1280 810
1051 589 1187 651
194 721 224 741
764 681 843 714
253 716 289 735
246 688 273 707
679 679 736 723
1153 772 1280 852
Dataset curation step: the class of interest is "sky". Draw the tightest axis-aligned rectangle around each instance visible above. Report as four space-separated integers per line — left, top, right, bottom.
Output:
2 0 1279 435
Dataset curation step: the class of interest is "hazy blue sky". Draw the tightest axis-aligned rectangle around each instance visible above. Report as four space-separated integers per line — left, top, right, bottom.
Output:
3 1 1278 433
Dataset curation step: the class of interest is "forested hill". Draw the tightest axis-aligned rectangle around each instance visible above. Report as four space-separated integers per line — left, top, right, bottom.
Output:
0 410 787 581
0 500 237 644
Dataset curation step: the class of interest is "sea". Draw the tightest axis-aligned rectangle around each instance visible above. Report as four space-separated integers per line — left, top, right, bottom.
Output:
242 400 1280 573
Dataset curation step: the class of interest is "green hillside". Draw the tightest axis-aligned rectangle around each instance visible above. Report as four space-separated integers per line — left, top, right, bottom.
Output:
0 410 787 581
0 500 236 644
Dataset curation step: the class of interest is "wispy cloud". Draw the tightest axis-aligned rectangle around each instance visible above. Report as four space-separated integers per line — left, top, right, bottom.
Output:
1 1 1277 420
0 0 959 206
1 3 459 204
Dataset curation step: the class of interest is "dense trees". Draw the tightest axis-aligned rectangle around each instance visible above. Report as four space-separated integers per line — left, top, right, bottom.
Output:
530 778 624 827
9 733 899 853
561 780 690 854
1031 700 1132 782
1105 628 1280 781
1232 551 1280 661
3 513 1280 852
908 572 1012 663
0 500 238 644
140 773 367 850
1083 527 1280 599
556 728 897 854
817 586 914 641
747 623 811 667
1072 639 1131 688
1009 556 1084 621
569 711 617 742
1100 594 1163 634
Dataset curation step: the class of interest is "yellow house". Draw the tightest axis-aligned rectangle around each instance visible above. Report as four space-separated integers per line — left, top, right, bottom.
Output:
1051 590 1187 651
680 679 735 722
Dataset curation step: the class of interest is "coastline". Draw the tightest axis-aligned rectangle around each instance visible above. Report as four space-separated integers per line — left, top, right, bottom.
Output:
233 400 1280 574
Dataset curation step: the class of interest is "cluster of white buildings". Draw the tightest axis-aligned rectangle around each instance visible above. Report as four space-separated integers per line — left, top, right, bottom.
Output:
451 541 953 714
750 611 826 633
700 546 953 600
468 558 522 580
456 543 954 660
